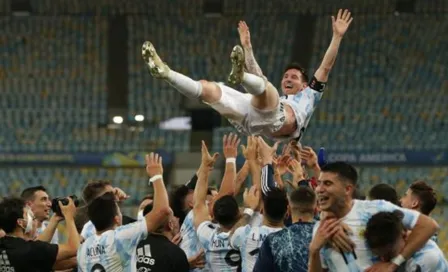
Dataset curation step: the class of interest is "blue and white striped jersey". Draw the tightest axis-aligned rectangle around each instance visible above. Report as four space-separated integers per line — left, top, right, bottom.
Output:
230 224 282 272
314 200 420 272
77 220 147 272
179 210 208 271
398 239 448 272
81 220 96 240
197 221 241 272
36 221 59 244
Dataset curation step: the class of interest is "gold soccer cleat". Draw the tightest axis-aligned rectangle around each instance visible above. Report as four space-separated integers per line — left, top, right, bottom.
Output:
141 41 170 79
227 45 245 85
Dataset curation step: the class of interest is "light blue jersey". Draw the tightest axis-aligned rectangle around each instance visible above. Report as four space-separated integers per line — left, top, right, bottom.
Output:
197 221 241 272
36 221 59 244
179 210 208 271
77 220 147 272
398 239 448 272
230 224 282 272
81 220 96 240
314 200 420 272
279 86 323 141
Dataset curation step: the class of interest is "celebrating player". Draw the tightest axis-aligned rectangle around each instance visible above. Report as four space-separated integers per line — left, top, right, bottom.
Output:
142 9 353 142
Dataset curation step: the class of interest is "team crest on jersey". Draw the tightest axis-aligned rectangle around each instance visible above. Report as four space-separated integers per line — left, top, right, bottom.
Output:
358 228 366 238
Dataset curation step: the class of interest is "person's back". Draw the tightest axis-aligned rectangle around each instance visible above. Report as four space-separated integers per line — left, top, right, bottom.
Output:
254 186 317 272
263 221 315 271
78 220 147 272
136 234 189 272
0 236 58 272
77 193 148 272
198 222 240 271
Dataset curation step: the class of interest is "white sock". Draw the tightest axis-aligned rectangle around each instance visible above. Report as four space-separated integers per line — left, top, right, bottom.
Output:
242 72 266 96
166 70 202 99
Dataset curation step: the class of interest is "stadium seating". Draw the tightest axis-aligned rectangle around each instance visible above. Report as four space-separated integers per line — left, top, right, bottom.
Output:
0 167 150 204
303 14 448 151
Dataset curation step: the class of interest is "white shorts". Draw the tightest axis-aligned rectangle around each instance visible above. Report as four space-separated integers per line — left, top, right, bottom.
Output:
207 83 286 136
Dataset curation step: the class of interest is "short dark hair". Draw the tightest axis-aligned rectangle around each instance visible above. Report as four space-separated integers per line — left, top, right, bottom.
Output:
0 197 26 233
82 180 112 204
283 62 309 83
365 211 404 251
170 185 190 219
212 195 240 228
289 187 316 214
87 192 118 232
320 162 358 186
409 181 437 215
142 203 154 217
369 184 399 205
263 188 288 222
20 186 48 201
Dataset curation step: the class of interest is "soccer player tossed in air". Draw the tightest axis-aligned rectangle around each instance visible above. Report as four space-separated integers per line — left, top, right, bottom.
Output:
142 9 353 142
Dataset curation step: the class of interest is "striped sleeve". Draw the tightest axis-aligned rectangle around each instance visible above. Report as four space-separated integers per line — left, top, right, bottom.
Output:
261 164 277 195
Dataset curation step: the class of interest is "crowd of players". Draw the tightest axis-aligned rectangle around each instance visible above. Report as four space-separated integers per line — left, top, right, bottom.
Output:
0 133 447 272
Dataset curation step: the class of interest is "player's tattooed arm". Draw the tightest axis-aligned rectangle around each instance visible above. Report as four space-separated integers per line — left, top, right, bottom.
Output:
238 21 264 77
314 9 353 83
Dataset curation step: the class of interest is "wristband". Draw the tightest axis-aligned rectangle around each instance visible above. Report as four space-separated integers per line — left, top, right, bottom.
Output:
148 175 163 184
391 254 405 266
243 208 254 217
226 158 236 164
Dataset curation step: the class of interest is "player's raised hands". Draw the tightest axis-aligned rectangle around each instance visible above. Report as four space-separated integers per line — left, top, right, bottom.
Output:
145 152 163 177
288 159 306 183
332 9 353 37
243 185 260 211
201 140 219 169
257 137 280 166
223 133 241 158
301 146 318 168
238 21 252 49
273 144 293 176
241 136 257 161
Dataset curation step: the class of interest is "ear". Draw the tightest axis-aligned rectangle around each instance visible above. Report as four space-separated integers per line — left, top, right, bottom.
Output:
410 198 420 210
187 199 194 209
114 215 120 226
345 183 354 196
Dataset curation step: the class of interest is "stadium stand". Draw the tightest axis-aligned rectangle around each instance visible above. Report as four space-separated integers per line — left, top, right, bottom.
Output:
0 167 149 204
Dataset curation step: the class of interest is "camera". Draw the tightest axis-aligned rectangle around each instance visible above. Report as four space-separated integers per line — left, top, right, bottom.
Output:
52 195 80 216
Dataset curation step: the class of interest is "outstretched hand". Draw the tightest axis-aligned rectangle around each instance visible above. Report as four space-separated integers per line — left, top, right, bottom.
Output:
332 9 353 37
238 21 252 49
201 141 219 169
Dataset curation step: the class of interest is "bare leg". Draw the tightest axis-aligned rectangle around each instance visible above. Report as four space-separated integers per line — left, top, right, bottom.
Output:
227 45 279 111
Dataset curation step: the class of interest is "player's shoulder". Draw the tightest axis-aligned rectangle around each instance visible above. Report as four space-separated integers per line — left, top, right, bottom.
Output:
413 241 447 270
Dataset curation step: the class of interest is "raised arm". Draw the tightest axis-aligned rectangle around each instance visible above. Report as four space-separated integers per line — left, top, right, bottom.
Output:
314 9 353 83
238 21 264 77
193 141 219 229
35 214 62 242
216 133 240 198
144 153 172 232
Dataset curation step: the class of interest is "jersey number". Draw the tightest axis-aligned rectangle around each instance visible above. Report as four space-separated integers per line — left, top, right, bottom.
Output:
91 263 106 272
225 249 242 272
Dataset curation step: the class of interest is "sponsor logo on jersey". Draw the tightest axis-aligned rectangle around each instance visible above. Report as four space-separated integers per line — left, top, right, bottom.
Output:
0 250 15 272
137 244 155 266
